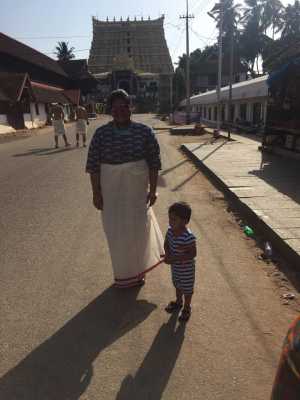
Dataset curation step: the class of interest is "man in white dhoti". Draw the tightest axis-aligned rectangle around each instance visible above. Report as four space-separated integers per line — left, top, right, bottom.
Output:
76 105 89 147
86 89 164 288
51 103 70 148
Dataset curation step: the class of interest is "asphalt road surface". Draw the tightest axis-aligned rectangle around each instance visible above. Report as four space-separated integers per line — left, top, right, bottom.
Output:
0 115 297 399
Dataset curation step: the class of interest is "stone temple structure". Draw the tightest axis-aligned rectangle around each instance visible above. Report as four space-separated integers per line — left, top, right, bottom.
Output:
88 16 174 113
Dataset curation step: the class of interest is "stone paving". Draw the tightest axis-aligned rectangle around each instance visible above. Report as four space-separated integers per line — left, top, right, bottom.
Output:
182 132 300 263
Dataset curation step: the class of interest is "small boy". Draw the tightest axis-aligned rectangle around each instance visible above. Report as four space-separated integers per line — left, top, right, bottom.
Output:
164 202 197 322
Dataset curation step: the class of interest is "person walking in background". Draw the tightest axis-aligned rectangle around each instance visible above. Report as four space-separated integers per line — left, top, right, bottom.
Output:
51 103 70 148
164 202 197 322
86 89 164 288
76 104 89 147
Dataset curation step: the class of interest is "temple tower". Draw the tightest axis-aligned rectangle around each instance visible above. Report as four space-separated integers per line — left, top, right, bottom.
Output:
88 16 174 113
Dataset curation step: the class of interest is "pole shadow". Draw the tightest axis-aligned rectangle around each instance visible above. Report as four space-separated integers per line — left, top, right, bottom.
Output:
0 286 156 400
116 313 185 400
13 147 75 157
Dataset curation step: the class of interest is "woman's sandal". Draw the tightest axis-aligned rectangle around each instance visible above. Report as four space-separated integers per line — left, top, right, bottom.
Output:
179 306 191 322
165 301 183 313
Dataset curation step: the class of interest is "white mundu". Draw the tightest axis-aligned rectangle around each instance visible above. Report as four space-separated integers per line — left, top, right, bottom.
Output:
76 119 87 135
53 119 66 136
100 159 164 287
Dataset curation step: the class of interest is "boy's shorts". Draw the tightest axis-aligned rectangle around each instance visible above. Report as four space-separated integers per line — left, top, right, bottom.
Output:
171 263 195 295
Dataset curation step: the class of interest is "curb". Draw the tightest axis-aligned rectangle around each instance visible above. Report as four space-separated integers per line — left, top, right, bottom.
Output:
181 144 300 269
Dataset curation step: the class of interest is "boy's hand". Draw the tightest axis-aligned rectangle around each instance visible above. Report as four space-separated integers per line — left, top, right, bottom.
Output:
164 256 172 265
146 192 157 207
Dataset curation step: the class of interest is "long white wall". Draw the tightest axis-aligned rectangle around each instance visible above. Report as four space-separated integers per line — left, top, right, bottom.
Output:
0 114 15 135
24 103 47 129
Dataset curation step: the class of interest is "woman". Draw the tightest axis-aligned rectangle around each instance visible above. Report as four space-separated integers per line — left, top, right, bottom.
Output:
271 315 300 399
86 90 164 288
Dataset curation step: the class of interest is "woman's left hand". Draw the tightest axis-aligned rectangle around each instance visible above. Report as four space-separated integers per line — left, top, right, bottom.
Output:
147 192 157 207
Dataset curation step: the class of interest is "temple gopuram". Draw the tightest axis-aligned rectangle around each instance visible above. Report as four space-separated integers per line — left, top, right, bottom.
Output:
88 16 174 113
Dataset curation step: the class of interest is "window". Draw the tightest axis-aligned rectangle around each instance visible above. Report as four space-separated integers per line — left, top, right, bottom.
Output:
240 103 247 121
127 47 131 53
214 106 218 121
35 103 40 115
208 107 212 120
21 99 30 114
253 102 262 124
221 105 225 121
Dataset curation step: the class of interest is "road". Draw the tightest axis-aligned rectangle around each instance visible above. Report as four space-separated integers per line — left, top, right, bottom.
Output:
0 115 297 399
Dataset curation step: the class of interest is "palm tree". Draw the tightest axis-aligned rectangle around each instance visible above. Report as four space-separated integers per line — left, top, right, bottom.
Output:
209 0 242 42
239 0 268 75
55 41 75 61
260 0 284 38
263 0 300 71
281 0 300 38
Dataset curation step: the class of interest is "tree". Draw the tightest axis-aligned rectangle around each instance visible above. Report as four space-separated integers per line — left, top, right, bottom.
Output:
260 0 284 38
239 0 271 76
281 0 300 39
263 0 300 71
209 0 242 44
55 41 75 61
173 67 186 107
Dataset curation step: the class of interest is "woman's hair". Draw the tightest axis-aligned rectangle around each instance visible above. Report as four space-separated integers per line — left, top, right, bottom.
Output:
108 89 130 109
168 202 192 223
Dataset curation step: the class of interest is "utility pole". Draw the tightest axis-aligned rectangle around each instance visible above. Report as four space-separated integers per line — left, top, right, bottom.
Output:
180 0 194 125
216 0 224 136
228 25 234 140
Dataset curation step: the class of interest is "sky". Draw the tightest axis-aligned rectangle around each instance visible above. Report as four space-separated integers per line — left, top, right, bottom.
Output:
1 0 293 67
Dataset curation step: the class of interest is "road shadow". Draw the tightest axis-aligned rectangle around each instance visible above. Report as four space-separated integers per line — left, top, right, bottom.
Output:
0 286 156 400
171 170 200 192
116 313 185 400
157 175 167 187
13 147 75 157
160 159 189 176
249 151 300 206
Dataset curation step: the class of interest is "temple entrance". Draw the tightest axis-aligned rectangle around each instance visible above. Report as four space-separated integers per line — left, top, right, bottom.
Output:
118 80 131 94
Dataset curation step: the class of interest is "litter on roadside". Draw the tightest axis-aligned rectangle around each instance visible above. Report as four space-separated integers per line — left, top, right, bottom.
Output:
264 242 273 259
244 226 254 237
282 293 296 300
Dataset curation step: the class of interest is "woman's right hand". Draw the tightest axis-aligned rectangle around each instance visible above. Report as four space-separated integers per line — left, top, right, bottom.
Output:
93 191 103 210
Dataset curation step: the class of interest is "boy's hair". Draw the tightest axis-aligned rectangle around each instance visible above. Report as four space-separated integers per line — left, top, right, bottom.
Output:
168 202 192 223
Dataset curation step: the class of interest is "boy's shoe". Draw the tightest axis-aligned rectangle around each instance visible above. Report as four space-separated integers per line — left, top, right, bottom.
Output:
179 306 191 322
165 301 183 313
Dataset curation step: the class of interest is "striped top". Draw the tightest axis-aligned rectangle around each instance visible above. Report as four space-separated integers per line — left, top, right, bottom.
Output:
166 227 196 267
86 121 161 173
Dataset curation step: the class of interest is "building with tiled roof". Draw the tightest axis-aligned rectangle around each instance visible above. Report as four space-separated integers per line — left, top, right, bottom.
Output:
0 33 97 133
